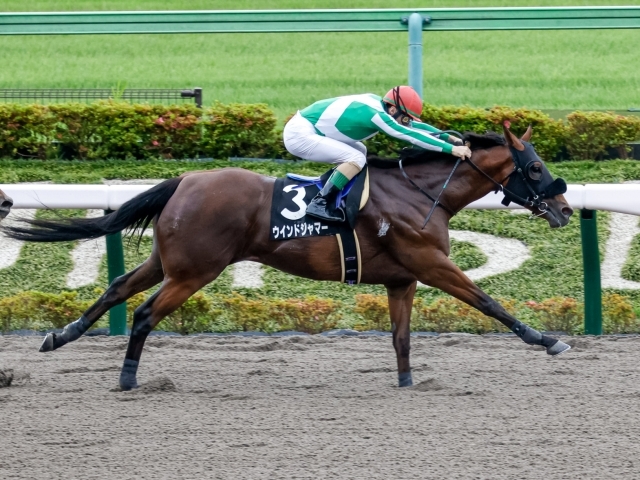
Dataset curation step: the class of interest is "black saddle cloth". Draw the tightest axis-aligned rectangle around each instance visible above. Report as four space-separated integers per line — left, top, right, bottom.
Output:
269 166 368 241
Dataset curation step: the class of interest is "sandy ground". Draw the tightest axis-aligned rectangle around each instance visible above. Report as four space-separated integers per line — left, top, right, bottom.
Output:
1 334 640 479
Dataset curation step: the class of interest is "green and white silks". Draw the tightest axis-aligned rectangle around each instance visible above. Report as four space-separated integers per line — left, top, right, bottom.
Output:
283 93 453 169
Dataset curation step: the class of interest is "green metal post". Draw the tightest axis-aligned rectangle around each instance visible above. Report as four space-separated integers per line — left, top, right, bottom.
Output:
407 12 424 98
105 210 127 336
580 209 602 335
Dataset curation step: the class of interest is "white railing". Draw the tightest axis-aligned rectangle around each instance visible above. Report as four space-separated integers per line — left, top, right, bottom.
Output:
1 183 638 214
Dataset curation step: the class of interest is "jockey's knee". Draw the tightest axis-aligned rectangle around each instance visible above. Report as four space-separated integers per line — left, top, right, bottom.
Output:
351 156 366 170
338 143 366 170
351 141 367 157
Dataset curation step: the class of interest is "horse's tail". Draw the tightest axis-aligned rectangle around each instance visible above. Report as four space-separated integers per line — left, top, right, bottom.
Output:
2 177 184 242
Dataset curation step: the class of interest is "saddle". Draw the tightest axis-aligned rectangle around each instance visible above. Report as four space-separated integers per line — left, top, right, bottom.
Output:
269 166 370 285
285 166 370 226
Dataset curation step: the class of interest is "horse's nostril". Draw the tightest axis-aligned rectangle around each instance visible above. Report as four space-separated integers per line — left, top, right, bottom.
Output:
562 207 574 217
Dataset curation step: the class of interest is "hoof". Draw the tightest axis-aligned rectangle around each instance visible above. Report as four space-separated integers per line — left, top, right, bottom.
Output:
120 359 139 391
547 340 571 356
398 372 413 387
39 333 56 352
119 383 139 392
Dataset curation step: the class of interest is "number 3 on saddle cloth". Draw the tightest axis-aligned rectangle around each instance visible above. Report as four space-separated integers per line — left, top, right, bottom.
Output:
269 166 370 285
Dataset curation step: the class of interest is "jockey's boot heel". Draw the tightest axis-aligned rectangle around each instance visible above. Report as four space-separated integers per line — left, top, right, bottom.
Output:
306 182 345 223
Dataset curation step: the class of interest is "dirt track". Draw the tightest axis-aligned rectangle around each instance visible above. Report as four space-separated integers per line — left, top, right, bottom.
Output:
1 334 640 479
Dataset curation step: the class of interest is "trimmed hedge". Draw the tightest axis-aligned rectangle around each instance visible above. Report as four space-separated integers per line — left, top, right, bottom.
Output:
1 290 637 335
368 105 640 161
1 101 640 161
0 101 279 161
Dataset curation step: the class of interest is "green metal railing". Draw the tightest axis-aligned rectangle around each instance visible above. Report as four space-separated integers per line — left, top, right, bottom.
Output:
4 7 639 335
580 210 603 335
1 8 640 34
105 228 127 336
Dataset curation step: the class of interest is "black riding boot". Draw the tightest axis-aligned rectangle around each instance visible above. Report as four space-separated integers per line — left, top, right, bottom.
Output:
306 182 345 222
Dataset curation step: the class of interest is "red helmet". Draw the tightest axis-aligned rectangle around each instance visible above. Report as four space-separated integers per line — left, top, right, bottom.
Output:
383 86 422 121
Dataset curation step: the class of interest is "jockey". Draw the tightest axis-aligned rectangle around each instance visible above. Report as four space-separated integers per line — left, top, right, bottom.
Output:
283 86 472 222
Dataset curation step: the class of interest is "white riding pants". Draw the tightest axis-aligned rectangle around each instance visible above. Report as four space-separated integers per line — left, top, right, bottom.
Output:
283 112 367 168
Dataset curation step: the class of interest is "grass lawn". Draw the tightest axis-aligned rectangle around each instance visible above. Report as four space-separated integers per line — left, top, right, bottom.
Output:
1 1 639 120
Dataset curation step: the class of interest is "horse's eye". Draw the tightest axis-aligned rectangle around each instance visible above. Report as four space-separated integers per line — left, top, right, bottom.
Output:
527 162 543 181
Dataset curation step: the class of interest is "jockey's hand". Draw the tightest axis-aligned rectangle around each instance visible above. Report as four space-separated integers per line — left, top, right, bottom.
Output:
452 145 472 160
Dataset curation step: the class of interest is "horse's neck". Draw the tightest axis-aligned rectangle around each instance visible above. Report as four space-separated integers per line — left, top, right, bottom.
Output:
367 147 512 219
444 147 513 213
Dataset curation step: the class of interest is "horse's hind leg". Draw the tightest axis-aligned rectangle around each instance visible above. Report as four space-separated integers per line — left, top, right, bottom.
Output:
387 282 417 387
39 248 164 353
119 273 215 391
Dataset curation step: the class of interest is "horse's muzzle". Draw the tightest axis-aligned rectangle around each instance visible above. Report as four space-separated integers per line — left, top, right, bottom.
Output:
541 194 573 228
0 194 14 220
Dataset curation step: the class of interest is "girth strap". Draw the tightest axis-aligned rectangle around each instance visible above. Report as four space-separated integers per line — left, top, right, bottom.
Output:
336 230 361 285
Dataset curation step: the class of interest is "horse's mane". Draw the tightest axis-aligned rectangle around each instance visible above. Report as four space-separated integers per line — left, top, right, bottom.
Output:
464 132 506 150
367 131 506 168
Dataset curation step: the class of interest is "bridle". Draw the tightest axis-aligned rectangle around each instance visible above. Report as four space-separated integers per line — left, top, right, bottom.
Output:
399 132 566 228
467 146 552 213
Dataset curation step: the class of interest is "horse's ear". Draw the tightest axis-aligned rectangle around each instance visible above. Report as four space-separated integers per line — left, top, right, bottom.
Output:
502 121 525 151
521 125 533 142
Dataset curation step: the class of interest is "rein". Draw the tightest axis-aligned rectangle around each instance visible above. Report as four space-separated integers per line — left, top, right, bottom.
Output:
399 137 551 228
398 158 456 217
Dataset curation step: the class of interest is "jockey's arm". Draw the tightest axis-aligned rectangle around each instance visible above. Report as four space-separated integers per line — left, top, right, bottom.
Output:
410 121 452 142
372 111 454 154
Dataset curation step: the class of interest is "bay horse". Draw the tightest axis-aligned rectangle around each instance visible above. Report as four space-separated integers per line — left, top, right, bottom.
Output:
3 124 573 390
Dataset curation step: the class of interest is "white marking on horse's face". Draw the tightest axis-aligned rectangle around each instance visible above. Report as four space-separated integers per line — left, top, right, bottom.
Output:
377 219 390 237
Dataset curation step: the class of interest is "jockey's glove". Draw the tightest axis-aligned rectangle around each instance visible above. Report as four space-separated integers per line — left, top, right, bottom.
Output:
452 145 472 160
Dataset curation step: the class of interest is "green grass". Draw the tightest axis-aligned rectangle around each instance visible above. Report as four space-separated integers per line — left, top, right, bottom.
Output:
1 1 639 121
0 209 84 296
449 239 487 272
0 205 612 307
74 236 235 302
235 208 613 309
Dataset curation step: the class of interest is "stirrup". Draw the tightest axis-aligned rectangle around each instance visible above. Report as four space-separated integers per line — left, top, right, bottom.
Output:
306 198 345 223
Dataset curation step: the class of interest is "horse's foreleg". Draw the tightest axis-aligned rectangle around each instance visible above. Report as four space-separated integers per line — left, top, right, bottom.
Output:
419 254 570 356
386 282 417 387
39 251 164 353
119 275 211 391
